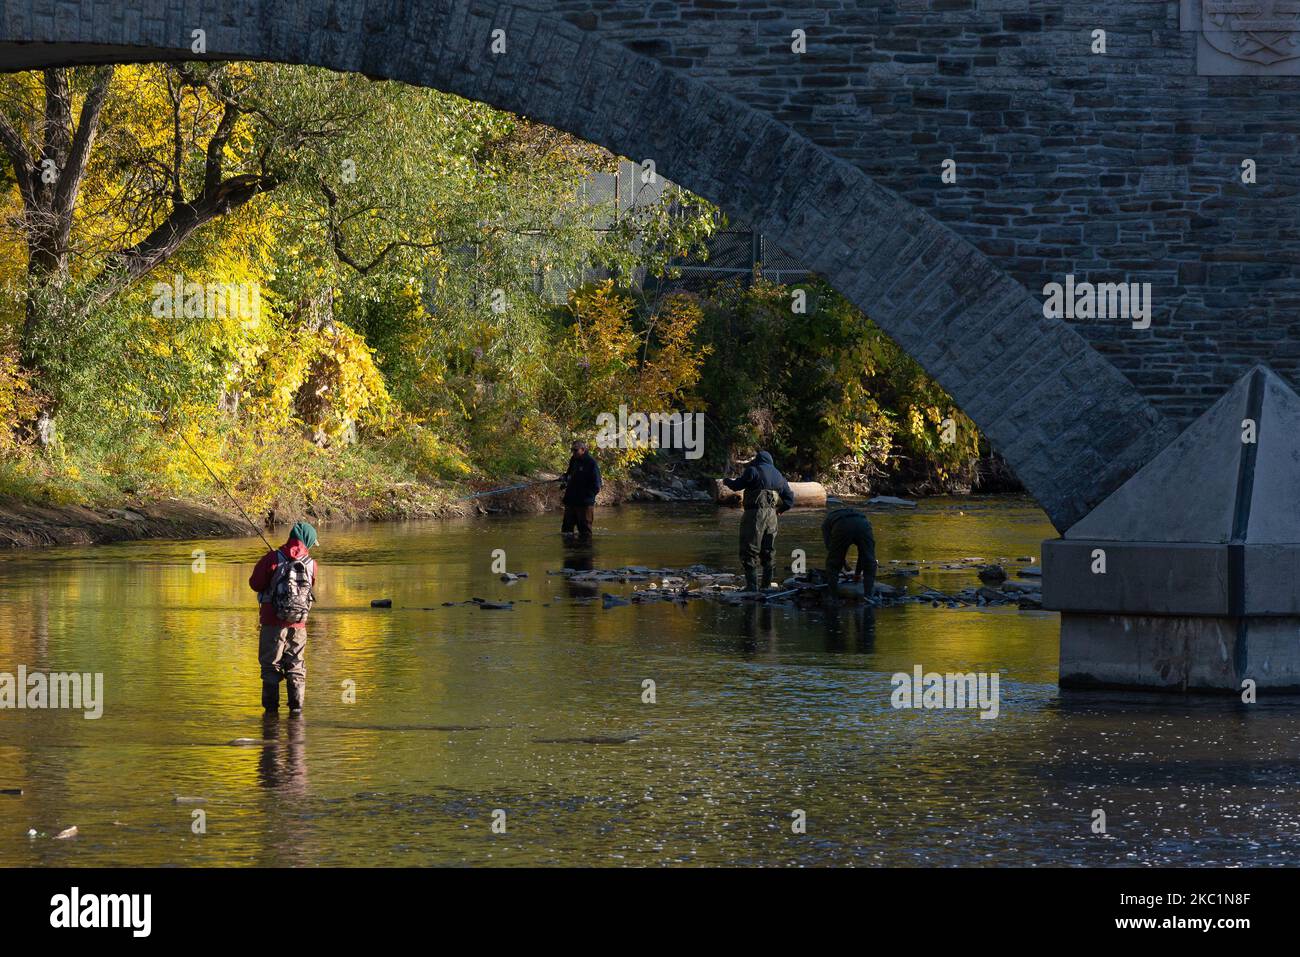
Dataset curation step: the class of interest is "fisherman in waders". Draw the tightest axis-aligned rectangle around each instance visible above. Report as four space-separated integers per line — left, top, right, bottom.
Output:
560 440 602 544
249 522 318 714
723 450 795 592
822 507 877 600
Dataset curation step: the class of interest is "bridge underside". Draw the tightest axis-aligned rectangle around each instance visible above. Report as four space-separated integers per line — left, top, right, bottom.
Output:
0 19 1180 534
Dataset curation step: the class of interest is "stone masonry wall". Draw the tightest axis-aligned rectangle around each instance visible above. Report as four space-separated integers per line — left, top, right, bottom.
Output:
537 0 1300 428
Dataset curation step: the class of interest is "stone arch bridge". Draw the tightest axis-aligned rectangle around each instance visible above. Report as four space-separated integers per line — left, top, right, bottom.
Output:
2 0 1298 690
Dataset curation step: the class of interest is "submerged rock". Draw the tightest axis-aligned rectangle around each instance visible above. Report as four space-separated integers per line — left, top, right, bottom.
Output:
1000 579 1040 593
528 560 1047 614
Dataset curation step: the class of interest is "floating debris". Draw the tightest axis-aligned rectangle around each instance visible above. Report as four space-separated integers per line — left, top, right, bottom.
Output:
370 598 392 608
478 601 513 610
1 788 22 796
173 796 207 805
54 825 78 840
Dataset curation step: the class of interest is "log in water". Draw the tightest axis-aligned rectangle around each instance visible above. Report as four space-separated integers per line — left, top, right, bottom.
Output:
713 479 827 508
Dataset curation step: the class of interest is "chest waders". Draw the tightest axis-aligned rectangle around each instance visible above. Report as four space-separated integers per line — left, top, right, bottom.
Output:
740 488 781 591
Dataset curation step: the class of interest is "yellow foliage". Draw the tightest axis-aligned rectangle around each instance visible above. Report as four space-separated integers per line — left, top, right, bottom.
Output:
0 350 39 453
563 281 710 469
242 318 391 444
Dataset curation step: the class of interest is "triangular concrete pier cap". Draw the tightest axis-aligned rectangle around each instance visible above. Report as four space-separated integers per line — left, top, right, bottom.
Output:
1065 365 1300 544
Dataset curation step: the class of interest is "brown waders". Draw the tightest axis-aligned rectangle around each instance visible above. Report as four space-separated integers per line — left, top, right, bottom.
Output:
740 488 781 591
561 504 595 543
259 624 306 712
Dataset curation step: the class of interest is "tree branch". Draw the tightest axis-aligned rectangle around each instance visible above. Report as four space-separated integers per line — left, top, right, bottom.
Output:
49 66 115 251
91 171 280 302
204 100 240 196
0 112 35 207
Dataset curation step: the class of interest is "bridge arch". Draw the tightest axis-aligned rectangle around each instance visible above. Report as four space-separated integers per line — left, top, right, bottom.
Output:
0 0 1178 529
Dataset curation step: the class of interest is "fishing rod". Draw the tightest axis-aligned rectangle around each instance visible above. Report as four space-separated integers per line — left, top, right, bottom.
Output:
173 428 276 552
455 478 561 501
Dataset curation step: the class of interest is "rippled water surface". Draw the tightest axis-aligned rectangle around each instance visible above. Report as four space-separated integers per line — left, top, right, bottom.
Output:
1 497 1297 866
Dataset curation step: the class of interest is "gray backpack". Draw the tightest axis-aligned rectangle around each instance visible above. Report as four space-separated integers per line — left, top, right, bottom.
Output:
265 550 316 623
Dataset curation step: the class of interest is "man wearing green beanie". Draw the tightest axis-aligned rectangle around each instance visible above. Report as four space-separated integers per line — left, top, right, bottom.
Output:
248 522 319 713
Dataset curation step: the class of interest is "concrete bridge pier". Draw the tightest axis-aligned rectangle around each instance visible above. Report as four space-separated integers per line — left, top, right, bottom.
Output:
1043 365 1300 693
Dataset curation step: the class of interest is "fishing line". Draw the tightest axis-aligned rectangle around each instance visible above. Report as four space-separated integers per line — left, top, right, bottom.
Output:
455 478 561 501
173 427 275 552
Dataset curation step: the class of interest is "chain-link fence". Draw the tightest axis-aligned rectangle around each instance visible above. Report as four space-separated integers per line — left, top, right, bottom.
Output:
568 161 812 298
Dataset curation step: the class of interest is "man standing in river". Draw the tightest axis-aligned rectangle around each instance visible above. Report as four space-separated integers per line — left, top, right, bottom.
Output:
249 522 318 714
723 450 795 592
560 440 602 544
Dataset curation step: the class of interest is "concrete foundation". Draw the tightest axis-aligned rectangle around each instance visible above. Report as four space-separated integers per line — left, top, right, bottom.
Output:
1044 365 1300 692
1059 614 1300 693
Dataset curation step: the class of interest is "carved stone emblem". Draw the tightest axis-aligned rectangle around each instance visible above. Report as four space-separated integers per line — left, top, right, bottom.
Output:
1201 0 1300 65
1181 0 1300 73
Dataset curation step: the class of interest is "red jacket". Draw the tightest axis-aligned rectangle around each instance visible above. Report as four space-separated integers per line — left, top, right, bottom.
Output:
249 539 317 629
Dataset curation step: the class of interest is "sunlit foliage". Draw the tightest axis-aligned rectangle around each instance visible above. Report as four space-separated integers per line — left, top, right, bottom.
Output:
0 61 985 515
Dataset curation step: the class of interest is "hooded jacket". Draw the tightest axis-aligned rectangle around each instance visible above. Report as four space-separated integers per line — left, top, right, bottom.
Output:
724 451 795 512
249 537 317 629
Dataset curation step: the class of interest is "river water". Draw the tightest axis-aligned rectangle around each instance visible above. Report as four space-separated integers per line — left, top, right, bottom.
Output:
1 496 1297 866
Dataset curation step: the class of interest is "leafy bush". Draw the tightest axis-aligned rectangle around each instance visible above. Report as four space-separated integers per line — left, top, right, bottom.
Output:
694 278 980 487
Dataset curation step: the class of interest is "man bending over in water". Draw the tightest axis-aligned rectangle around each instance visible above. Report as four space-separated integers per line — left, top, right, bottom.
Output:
822 507 877 599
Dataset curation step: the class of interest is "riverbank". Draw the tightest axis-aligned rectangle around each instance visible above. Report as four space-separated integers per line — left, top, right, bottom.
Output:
0 468 934 551
0 474 673 550
0 496 256 548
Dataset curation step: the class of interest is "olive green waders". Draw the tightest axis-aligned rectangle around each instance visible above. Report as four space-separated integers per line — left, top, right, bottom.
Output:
740 488 781 591
823 510 878 598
